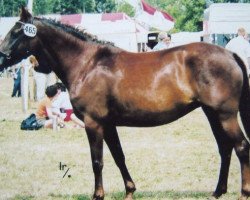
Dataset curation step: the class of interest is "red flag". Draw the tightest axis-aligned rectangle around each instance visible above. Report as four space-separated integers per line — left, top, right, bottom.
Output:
141 0 174 22
137 0 174 31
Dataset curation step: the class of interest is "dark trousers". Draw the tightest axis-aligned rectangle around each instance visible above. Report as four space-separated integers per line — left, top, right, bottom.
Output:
12 78 21 97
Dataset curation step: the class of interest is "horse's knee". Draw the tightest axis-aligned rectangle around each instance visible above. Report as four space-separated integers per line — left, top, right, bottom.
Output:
93 160 103 174
235 140 249 158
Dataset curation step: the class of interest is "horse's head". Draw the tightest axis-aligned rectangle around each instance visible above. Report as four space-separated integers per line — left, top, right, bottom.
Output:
0 6 51 73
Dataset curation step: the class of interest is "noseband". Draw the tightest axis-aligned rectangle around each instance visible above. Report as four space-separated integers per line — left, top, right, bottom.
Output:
0 51 11 59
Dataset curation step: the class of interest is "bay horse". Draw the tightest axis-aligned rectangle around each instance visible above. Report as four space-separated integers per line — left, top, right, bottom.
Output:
1 7 250 200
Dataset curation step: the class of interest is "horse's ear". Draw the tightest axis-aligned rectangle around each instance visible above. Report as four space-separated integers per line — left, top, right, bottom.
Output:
20 6 33 22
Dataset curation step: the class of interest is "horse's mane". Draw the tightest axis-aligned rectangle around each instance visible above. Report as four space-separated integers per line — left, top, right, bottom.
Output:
35 17 115 47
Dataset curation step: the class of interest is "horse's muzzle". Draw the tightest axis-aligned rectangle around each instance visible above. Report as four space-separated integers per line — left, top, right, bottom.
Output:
0 55 7 70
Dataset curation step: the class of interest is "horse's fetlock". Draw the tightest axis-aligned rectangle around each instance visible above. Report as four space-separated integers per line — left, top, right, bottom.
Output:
126 181 136 193
240 191 250 200
242 186 250 196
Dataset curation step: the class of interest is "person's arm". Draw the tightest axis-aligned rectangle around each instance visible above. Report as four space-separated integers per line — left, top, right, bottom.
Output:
153 43 160 51
51 106 66 119
246 43 250 67
45 107 55 119
51 93 68 119
225 40 233 51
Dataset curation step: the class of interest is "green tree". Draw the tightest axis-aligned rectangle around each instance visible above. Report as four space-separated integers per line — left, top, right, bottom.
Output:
0 0 26 17
94 0 116 13
213 0 250 2
50 0 95 14
147 0 206 32
33 0 52 15
82 0 95 13
116 1 135 17
180 0 205 31
51 0 62 14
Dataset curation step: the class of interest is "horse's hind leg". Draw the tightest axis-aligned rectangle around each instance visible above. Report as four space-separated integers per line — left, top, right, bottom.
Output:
104 124 136 200
202 106 234 197
203 106 250 199
224 119 250 200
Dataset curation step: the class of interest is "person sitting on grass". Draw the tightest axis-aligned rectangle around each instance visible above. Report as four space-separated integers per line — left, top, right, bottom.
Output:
36 84 64 129
51 82 85 128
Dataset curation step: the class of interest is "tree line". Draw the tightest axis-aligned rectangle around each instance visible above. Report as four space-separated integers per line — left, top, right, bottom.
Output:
147 0 250 32
0 0 249 32
0 0 134 16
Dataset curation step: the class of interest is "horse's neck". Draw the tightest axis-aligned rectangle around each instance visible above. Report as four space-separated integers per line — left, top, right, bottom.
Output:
38 25 95 86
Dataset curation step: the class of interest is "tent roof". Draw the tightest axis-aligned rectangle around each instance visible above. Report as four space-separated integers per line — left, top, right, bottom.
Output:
101 13 130 21
59 12 131 26
61 14 82 25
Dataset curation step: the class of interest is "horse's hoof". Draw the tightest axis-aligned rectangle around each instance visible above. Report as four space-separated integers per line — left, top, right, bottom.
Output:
92 195 104 200
124 192 133 200
212 189 227 199
208 196 218 200
124 195 133 200
238 195 248 200
212 193 221 199
240 189 250 200
239 191 250 200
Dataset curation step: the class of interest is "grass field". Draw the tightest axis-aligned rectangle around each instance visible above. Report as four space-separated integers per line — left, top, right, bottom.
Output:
0 77 243 200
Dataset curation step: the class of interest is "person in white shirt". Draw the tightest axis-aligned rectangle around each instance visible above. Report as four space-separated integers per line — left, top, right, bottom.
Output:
225 27 250 75
51 82 85 128
153 32 174 51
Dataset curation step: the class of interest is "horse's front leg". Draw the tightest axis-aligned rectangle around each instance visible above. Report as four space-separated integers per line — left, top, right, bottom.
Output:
85 115 105 200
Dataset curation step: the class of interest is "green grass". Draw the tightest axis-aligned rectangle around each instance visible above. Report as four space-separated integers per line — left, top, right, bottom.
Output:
0 77 242 200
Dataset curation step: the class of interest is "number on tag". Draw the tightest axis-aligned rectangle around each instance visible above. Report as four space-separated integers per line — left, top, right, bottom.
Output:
23 24 37 37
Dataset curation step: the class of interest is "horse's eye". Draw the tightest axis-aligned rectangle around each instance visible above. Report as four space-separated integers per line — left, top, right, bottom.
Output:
10 31 17 37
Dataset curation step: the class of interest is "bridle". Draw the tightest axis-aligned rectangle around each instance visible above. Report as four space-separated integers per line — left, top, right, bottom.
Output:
0 21 35 60
0 51 10 59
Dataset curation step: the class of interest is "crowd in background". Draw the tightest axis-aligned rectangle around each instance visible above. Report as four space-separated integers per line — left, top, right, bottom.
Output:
146 27 250 75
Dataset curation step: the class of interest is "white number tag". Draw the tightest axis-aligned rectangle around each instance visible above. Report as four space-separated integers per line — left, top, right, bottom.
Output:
23 24 37 37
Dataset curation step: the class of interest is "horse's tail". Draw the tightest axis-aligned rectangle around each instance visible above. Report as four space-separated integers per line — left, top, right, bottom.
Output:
234 53 250 139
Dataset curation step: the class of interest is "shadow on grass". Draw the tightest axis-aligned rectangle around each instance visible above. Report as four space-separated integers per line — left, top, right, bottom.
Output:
11 190 223 199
